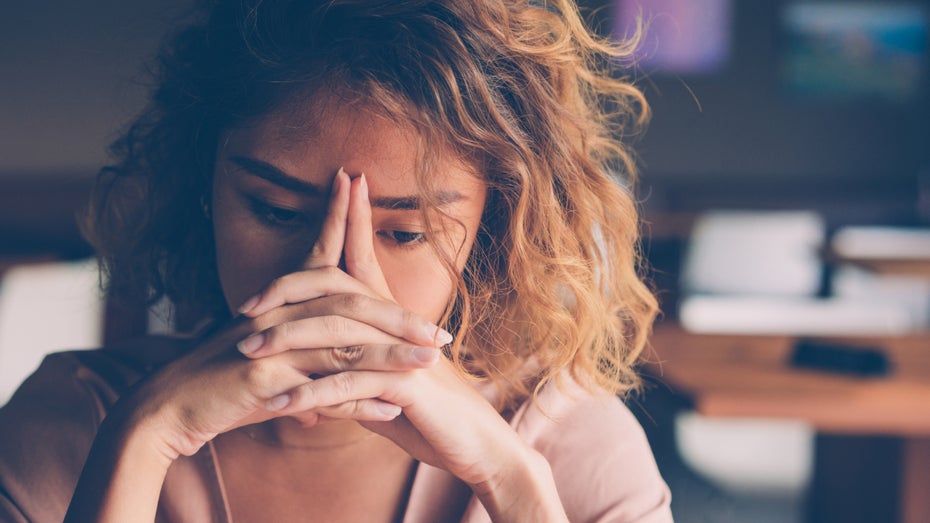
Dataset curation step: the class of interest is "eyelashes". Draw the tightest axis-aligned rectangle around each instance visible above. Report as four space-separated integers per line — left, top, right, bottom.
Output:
377 230 426 248
247 196 427 249
246 197 307 228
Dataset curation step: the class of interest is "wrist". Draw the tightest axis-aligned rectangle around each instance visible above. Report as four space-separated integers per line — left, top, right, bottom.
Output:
101 396 182 470
65 399 178 522
105 383 208 464
469 443 568 522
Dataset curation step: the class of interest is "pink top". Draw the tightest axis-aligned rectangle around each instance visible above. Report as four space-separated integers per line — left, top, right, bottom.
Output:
0 337 672 522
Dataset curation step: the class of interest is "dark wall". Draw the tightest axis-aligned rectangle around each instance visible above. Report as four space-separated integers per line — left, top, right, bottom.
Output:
583 0 930 222
637 1 930 179
0 0 190 176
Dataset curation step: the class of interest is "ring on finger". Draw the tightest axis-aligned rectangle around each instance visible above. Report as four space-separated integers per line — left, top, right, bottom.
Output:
332 345 365 368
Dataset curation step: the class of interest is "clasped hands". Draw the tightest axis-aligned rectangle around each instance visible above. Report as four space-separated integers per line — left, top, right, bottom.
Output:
137 168 545 498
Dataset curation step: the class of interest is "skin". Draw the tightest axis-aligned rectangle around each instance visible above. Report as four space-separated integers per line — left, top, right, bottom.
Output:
64 102 569 522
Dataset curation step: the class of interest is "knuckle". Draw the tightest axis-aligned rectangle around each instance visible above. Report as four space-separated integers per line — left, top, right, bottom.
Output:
264 322 291 350
385 344 408 365
292 382 315 405
400 309 421 332
349 400 368 418
400 308 416 324
331 401 362 418
321 315 350 337
337 293 366 314
331 372 355 399
241 359 276 394
355 399 371 414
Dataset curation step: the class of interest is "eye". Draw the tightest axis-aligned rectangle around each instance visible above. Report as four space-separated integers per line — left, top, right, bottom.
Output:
248 198 304 227
378 230 426 247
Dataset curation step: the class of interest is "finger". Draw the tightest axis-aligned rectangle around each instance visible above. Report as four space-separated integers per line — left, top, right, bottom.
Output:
274 293 451 347
359 415 437 463
238 265 378 318
304 166 350 270
288 410 325 428
223 359 312 429
281 343 440 375
236 315 407 357
265 370 411 414
313 399 403 422
345 174 394 300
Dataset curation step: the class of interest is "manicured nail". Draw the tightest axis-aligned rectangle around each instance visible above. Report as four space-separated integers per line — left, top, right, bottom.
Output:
333 167 346 195
266 393 290 412
423 324 453 345
359 173 369 201
237 294 261 315
412 346 439 364
375 402 402 419
237 333 265 355
436 328 454 345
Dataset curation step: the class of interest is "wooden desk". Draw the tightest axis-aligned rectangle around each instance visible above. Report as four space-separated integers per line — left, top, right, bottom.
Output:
645 324 930 523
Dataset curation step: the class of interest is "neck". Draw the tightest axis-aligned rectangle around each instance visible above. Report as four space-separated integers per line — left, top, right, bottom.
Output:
242 417 376 451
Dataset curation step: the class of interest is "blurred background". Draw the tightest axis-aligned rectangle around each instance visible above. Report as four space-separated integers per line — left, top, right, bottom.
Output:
1 1 929 522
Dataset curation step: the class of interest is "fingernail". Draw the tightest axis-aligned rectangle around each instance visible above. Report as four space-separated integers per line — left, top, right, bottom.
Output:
375 402 402 419
437 328 454 345
266 393 290 412
424 324 453 345
237 333 265 355
412 346 439 364
237 294 261 315
359 173 369 201
333 167 346 194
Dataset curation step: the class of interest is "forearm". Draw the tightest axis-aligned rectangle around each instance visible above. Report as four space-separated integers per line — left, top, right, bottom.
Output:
471 445 568 523
64 404 175 523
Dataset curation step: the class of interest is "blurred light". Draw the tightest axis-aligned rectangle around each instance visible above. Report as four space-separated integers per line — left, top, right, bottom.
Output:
676 412 814 496
782 2 929 102
615 0 733 74
681 211 825 297
0 259 104 405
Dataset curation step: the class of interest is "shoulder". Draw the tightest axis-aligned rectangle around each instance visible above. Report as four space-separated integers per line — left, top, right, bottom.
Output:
511 374 673 523
0 336 189 522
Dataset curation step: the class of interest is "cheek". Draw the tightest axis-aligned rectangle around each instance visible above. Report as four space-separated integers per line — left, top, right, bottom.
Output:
378 220 477 325
212 188 310 312
213 225 268 312
380 250 455 324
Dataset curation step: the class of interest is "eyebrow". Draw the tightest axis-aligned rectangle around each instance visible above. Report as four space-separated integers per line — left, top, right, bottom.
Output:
371 191 466 210
229 156 325 197
229 155 466 210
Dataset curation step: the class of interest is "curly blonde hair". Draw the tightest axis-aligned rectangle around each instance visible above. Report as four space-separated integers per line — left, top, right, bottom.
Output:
83 0 657 409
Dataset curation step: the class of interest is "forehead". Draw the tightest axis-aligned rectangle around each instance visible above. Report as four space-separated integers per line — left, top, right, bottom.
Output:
220 99 480 193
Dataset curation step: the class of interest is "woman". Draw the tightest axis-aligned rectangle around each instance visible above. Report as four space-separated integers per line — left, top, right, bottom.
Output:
0 0 671 521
